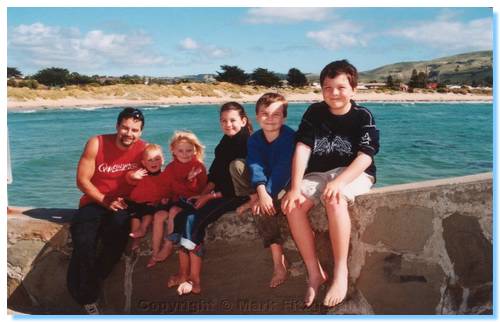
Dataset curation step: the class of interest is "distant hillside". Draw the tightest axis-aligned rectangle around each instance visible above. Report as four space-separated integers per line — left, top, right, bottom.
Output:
358 51 492 86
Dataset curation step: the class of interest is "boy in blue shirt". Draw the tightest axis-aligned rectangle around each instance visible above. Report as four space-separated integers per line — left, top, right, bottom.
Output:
230 92 295 288
281 60 379 307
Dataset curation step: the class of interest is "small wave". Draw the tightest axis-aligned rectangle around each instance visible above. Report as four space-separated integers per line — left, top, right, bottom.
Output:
143 107 159 110
15 109 37 114
77 106 103 111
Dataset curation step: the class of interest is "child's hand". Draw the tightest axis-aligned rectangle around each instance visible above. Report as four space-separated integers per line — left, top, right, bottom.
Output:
130 168 148 181
322 180 346 204
255 193 276 216
192 194 211 209
187 167 202 181
281 189 302 215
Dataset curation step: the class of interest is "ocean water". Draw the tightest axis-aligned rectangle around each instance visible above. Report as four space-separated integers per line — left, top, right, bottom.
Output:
7 102 493 208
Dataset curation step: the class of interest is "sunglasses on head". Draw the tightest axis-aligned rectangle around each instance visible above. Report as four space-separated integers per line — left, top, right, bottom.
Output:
121 108 144 120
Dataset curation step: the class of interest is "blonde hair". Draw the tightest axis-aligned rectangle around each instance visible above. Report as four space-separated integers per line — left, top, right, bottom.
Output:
169 131 205 162
143 143 164 158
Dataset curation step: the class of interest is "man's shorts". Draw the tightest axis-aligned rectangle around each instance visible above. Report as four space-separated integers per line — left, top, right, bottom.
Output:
300 167 374 205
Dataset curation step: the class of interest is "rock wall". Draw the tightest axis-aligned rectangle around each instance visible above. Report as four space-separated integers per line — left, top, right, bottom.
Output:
7 173 492 315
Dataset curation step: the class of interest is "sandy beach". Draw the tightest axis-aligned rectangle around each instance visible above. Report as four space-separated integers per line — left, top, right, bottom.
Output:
7 90 493 111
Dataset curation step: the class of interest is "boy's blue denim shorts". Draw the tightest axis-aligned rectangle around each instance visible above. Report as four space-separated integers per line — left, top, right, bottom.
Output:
300 167 374 206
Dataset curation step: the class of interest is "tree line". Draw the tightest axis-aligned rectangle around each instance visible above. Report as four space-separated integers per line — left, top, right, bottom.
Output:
385 67 493 90
7 65 309 89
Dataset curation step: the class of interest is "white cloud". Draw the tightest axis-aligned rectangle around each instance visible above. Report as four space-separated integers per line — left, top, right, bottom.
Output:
8 23 168 73
307 20 368 50
180 37 199 50
388 17 492 52
178 37 231 59
245 7 332 24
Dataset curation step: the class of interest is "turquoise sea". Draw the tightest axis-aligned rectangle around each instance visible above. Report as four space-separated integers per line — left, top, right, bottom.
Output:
7 102 493 208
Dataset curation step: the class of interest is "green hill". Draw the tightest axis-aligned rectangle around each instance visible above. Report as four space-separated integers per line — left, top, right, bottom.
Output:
358 51 492 86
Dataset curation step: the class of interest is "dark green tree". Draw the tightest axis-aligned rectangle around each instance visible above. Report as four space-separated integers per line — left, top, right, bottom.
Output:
408 69 418 88
251 68 281 87
120 74 143 84
386 75 394 88
215 65 248 85
33 67 70 86
7 67 22 78
68 72 93 85
287 68 308 87
416 71 428 88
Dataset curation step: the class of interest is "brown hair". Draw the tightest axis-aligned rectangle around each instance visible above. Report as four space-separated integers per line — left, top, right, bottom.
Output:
219 101 253 133
169 131 205 162
320 59 358 89
255 92 288 118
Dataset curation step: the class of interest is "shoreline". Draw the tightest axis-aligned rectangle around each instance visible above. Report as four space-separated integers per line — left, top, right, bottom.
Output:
7 91 493 111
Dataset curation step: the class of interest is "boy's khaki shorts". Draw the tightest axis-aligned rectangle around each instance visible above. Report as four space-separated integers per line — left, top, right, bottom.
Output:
300 167 374 205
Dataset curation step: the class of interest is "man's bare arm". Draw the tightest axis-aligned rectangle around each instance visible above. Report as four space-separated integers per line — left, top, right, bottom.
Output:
76 136 108 207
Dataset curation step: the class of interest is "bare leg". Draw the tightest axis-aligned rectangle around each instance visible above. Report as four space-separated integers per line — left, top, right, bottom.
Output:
154 207 181 262
269 243 288 288
167 206 182 235
130 217 141 237
138 214 153 236
148 210 168 268
130 218 141 250
168 251 189 288
156 240 174 262
286 198 327 307
323 198 350 307
189 252 202 294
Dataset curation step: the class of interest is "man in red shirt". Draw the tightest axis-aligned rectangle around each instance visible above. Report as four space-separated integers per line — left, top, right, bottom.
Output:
67 108 147 314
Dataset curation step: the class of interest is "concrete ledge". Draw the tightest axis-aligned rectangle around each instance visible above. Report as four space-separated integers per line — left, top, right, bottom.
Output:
7 172 493 314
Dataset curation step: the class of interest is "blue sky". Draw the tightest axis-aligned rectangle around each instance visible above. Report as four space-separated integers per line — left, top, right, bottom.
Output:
7 7 494 77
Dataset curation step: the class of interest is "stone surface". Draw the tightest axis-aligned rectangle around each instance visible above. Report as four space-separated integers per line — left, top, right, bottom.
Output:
438 282 463 314
442 214 492 288
467 284 493 311
21 251 78 314
356 252 445 314
361 206 435 252
8 240 48 276
7 173 493 315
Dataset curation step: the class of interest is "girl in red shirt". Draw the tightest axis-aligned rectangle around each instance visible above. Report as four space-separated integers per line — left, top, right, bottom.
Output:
126 144 168 251
148 131 208 268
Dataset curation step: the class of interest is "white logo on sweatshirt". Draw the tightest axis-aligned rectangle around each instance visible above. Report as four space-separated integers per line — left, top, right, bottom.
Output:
360 133 371 146
97 162 138 173
314 136 352 156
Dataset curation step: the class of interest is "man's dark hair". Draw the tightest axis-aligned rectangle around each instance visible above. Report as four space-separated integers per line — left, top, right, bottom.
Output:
319 59 358 89
117 107 145 129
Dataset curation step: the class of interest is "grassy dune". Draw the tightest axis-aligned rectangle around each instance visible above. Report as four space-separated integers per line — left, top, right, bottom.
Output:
7 82 315 102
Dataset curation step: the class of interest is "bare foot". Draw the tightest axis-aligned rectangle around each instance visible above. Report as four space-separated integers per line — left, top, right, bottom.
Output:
191 280 201 294
155 242 173 262
177 281 193 295
129 228 146 238
270 263 288 288
167 274 187 288
323 266 348 307
146 256 158 268
304 274 328 307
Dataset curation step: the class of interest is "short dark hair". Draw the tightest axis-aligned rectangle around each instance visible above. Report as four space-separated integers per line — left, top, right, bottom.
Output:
320 60 358 89
117 107 144 129
255 92 288 118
